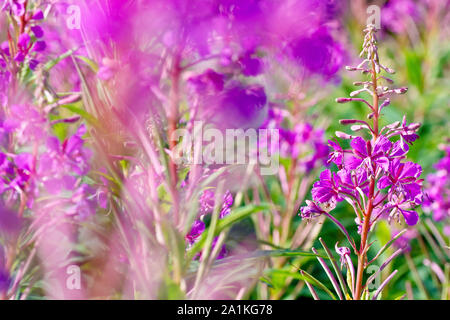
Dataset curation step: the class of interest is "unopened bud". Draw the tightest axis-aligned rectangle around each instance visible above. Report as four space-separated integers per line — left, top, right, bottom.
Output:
407 122 421 130
351 125 364 131
335 131 353 139
336 97 351 103
339 119 359 125
394 87 408 94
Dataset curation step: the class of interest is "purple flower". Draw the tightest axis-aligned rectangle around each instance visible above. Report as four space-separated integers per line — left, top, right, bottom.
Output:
212 237 227 260
188 69 224 95
423 144 450 223
40 125 92 179
262 114 328 172
311 169 342 203
186 220 205 245
389 139 409 159
199 189 234 218
2 0 26 16
32 41 46 52
328 140 344 166
388 200 420 226
66 184 97 220
220 191 233 219
32 9 44 20
0 153 14 192
382 0 421 34
392 228 417 252
217 84 267 129
17 33 30 51
288 27 346 80
346 136 391 171
336 167 370 197
377 159 423 204
3 104 47 143
399 117 420 144
31 26 44 38
299 200 325 220
335 244 351 269
238 51 263 77
0 204 23 239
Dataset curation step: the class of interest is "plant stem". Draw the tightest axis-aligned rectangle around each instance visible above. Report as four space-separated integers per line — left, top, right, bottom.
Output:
354 50 379 300
168 54 180 224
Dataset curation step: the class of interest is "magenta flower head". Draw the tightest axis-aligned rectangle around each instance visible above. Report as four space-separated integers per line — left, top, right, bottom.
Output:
311 169 342 204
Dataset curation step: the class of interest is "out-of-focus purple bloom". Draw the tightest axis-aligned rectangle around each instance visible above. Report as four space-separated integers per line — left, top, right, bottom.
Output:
238 51 263 77
66 184 97 220
0 204 22 239
2 0 26 16
0 268 10 294
382 0 421 34
220 191 233 219
31 26 44 38
10 153 33 191
423 144 450 225
199 189 233 218
17 33 30 50
188 69 224 95
3 104 47 144
288 27 346 80
32 41 46 52
188 189 234 258
218 84 267 129
392 228 418 252
212 237 227 260
32 9 44 20
261 109 328 173
39 124 92 182
186 220 205 245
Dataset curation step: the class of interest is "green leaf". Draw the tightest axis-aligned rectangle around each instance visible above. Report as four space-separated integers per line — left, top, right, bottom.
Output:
59 102 99 127
404 50 424 93
318 238 348 297
186 204 269 260
75 55 99 73
266 269 337 300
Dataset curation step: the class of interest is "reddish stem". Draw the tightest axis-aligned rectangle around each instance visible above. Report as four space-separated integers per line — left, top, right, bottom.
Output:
354 51 379 300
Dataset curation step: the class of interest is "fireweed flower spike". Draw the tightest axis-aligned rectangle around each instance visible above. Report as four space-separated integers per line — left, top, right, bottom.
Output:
299 25 423 300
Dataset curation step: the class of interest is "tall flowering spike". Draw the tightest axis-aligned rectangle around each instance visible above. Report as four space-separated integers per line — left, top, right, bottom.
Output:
299 24 423 300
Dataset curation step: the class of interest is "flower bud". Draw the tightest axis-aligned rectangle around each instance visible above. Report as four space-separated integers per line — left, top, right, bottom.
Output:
335 131 353 139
